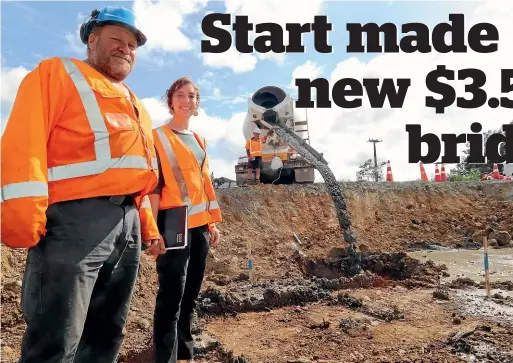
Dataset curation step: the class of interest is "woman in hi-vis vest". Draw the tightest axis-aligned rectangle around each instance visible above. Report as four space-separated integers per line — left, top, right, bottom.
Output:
144 77 222 363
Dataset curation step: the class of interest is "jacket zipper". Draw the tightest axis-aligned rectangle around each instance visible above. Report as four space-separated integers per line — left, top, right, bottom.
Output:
131 101 153 171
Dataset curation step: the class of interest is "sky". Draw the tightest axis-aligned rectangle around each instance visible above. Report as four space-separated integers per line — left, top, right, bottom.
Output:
1 0 512 182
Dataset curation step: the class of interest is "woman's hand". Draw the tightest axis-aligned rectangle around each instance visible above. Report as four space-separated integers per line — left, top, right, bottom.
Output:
208 226 220 247
145 235 166 256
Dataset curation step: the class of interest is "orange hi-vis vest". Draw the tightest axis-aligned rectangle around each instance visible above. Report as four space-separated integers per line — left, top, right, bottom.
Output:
246 137 263 157
1 57 159 248
147 126 222 230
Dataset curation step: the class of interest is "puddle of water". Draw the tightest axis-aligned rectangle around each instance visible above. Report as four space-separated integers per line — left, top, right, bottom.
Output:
408 248 513 283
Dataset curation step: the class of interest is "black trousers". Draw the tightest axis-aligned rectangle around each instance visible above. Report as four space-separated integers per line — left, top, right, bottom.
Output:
18 196 141 363
153 224 210 363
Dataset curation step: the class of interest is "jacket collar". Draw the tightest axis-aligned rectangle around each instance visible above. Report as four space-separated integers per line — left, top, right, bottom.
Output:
73 58 138 101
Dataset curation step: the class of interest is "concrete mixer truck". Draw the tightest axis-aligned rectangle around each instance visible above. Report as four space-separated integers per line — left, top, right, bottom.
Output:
233 86 357 248
234 86 319 186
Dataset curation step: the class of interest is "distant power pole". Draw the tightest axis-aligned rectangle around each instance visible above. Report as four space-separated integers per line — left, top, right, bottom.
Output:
368 138 382 182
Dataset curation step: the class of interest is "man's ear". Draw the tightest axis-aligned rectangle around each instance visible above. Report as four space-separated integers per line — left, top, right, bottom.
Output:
88 31 99 50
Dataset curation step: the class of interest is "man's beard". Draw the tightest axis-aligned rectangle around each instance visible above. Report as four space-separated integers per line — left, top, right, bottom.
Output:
91 48 134 81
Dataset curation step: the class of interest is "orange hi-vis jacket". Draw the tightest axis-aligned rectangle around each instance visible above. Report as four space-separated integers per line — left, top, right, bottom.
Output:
245 137 264 157
142 126 222 232
1 56 160 248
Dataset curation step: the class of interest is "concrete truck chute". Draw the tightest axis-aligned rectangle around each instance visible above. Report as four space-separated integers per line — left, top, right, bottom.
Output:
235 86 317 186
233 85 358 250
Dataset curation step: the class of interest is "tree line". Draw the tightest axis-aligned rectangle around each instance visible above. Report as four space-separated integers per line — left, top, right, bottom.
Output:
355 121 511 182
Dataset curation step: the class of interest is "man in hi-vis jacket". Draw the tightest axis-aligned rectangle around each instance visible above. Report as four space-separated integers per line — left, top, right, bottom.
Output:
1 6 160 363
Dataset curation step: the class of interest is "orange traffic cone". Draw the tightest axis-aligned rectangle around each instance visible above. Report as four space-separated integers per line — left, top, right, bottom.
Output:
434 164 441 182
386 160 393 182
492 163 500 179
419 162 428 181
440 164 447 182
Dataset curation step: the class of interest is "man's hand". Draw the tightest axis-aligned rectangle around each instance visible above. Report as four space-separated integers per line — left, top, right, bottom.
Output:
144 235 166 256
208 226 220 247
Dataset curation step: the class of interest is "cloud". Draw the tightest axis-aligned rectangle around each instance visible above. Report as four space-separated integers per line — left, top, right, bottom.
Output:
225 0 324 57
289 60 324 88
1 64 30 104
229 95 250 104
64 12 88 57
208 157 238 180
132 0 208 54
195 71 252 104
202 43 258 73
62 0 319 73
142 95 246 141
1 58 31 135
200 0 324 73
257 52 286 65
298 0 513 182
140 97 171 128
64 2 208 62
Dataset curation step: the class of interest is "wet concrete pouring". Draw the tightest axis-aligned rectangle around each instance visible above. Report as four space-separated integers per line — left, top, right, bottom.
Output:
270 124 356 245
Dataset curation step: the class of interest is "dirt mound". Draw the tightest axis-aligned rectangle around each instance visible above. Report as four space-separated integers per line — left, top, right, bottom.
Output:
302 251 425 279
197 279 332 316
206 181 513 283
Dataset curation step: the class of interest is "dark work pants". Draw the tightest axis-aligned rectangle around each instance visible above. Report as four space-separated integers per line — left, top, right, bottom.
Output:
18 196 141 363
153 224 210 363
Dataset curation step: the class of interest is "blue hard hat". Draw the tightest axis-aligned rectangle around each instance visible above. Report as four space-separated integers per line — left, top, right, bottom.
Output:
80 6 147 47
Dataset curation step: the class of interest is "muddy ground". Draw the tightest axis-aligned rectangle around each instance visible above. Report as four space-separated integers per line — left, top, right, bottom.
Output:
2 181 513 362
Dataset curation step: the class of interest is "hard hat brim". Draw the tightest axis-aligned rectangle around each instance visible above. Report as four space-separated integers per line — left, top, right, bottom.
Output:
89 20 147 47
80 7 147 47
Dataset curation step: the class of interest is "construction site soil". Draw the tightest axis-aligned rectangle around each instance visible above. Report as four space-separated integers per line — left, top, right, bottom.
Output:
2 181 513 362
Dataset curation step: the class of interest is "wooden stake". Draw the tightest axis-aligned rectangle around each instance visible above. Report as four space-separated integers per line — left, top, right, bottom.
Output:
483 235 491 298
247 238 254 284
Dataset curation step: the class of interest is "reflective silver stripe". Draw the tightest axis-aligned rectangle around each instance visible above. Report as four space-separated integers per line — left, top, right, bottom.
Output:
1 181 48 203
48 156 151 182
46 58 157 182
141 197 151 209
189 201 220 216
156 127 220 217
156 128 191 206
249 139 261 156
60 57 111 160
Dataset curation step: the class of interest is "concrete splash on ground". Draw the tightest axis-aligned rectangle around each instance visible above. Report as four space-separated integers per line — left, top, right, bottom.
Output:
197 251 445 317
300 249 438 279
